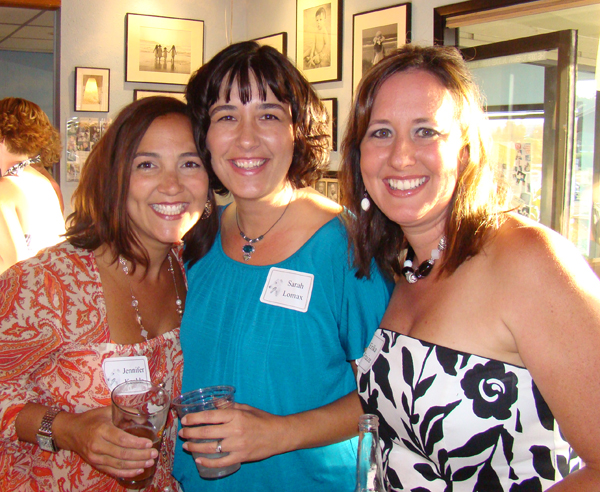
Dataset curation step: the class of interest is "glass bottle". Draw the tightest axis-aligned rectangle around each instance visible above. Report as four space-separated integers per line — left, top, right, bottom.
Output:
355 414 386 492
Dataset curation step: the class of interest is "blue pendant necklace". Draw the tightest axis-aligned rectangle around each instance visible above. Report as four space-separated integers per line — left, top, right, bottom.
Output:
235 194 294 261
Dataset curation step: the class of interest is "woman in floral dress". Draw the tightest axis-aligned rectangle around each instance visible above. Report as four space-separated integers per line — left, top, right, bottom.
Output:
340 44 600 491
0 96 217 491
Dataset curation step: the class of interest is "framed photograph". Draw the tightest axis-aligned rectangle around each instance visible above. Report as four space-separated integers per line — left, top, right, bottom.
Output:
296 0 342 83
352 3 411 95
74 67 110 112
253 32 288 56
134 89 186 102
126 13 204 85
321 97 337 151
314 172 340 203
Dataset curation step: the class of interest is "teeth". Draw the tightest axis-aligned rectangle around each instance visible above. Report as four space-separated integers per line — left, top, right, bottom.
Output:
388 177 426 191
232 159 265 169
151 203 187 215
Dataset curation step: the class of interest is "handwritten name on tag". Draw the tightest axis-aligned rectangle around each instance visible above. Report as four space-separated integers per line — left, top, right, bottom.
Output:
102 356 150 391
260 267 314 313
357 332 385 373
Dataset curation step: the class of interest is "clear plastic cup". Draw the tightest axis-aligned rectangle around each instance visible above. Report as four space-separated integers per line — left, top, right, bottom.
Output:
172 385 241 479
111 380 170 489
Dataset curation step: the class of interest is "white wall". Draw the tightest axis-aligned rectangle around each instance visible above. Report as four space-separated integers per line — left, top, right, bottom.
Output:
59 0 453 214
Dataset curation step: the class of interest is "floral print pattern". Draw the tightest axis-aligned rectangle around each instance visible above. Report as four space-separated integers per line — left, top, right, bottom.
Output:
0 242 183 492
357 329 580 491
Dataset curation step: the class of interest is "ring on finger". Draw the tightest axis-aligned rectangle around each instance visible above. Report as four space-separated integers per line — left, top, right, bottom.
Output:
215 440 222 454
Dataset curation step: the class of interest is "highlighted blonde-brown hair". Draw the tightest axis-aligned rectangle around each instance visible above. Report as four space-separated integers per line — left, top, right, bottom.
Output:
0 97 61 168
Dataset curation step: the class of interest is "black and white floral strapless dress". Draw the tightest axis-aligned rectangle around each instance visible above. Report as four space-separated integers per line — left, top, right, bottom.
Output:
357 328 580 491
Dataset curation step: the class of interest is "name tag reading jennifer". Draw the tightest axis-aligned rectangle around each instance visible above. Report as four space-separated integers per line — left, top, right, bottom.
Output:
260 267 314 313
102 356 150 391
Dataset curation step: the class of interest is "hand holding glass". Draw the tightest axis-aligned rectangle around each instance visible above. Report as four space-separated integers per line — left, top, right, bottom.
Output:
172 385 241 479
111 380 170 489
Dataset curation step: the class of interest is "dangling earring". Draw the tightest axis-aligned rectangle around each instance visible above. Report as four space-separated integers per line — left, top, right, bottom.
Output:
360 191 371 212
201 200 213 220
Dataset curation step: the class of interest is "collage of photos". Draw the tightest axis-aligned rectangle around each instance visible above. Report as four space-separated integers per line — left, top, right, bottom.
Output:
66 117 111 182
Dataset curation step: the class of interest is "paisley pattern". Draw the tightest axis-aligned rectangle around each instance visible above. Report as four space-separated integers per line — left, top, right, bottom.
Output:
358 329 580 491
0 242 183 492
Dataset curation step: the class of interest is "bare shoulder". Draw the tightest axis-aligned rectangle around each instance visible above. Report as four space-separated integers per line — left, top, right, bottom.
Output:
293 187 342 227
486 213 595 287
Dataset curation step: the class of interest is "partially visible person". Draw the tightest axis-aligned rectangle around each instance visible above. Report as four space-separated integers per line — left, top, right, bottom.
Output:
0 97 65 274
0 96 218 491
174 41 392 492
340 44 600 491
371 31 385 65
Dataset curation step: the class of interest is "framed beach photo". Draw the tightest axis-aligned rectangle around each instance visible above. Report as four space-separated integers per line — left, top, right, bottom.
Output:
352 3 411 95
125 13 204 85
321 97 337 151
253 32 288 56
74 67 110 112
133 89 186 102
296 0 342 83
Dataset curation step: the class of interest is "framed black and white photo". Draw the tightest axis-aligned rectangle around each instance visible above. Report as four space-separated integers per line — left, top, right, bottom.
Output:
126 13 204 85
296 0 342 83
133 89 186 102
352 3 411 95
253 32 288 56
74 67 110 112
321 97 337 151
314 172 340 203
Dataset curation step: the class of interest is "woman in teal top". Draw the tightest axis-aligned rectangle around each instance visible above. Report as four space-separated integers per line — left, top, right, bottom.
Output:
174 41 392 491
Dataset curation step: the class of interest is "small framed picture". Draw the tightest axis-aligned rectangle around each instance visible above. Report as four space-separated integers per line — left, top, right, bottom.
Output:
296 0 342 83
126 13 204 85
314 172 340 203
253 32 288 56
352 3 411 95
321 97 337 151
133 89 186 102
74 67 110 112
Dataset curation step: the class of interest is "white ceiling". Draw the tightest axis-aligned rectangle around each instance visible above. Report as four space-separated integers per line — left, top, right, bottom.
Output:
0 7 54 53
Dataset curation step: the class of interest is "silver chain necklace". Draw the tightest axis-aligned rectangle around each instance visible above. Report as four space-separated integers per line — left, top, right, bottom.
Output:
118 254 183 340
235 194 294 261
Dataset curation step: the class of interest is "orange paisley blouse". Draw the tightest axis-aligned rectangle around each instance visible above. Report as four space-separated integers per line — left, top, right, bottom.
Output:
0 241 183 492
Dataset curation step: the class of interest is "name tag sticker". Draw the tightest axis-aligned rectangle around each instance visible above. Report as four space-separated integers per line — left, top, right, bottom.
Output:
357 332 385 374
102 356 150 391
260 267 314 313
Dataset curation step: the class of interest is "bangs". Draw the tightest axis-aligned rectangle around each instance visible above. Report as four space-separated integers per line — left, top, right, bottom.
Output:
218 61 292 107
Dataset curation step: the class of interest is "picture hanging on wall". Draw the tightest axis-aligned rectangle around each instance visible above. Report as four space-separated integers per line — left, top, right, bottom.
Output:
74 67 110 112
296 0 342 83
352 3 411 95
133 89 186 102
321 97 337 151
66 116 112 181
314 172 340 203
126 13 204 85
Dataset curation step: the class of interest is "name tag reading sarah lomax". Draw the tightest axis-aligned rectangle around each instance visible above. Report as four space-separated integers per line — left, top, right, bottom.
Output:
260 267 314 313
102 356 150 391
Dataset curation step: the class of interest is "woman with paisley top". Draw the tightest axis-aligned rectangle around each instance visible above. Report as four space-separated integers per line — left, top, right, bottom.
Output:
0 96 217 491
340 44 600 491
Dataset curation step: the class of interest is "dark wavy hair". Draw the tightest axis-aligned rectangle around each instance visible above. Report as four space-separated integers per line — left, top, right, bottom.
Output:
0 97 61 169
66 96 218 269
185 40 330 195
339 44 508 280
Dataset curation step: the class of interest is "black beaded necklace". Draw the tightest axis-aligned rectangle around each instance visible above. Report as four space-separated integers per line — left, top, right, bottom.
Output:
401 236 447 284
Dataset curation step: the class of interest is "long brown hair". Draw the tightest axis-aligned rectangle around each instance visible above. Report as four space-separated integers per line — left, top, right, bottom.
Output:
66 96 218 268
339 44 508 280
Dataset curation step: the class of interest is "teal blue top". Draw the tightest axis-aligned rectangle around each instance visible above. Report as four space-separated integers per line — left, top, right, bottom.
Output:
174 213 392 492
